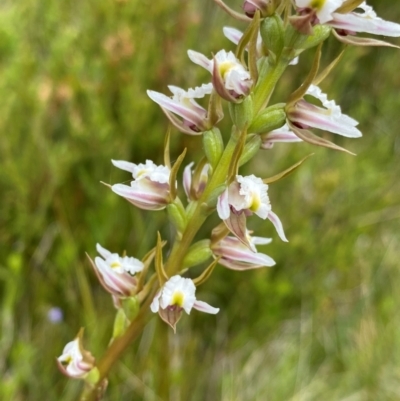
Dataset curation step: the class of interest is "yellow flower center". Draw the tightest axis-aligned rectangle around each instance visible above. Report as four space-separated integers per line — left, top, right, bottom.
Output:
310 0 325 10
171 291 185 307
249 193 261 213
218 61 236 79
110 261 121 269
136 169 148 178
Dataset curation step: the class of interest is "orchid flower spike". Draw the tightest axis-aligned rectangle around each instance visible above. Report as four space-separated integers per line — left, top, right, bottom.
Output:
217 174 288 246
261 123 303 149
57 329 96 379
151 275 219 331
188 49 252 102
287 84 362 138
111 159 171 210
212 234 275 270
91 243 143 299
147 84 213 135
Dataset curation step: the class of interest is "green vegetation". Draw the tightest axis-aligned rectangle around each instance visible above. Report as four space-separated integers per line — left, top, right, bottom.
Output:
1 0 399 400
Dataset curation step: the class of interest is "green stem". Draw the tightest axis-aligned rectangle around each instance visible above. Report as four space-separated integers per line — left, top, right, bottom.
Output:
78 132 240 401
164 134 239 275
253 57 289 116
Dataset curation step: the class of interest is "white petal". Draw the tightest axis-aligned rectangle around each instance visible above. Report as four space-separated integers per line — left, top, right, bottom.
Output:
111 159 136 174
183 162 194 200
217 188 230 220
96 243 112 259
150 292 161 313
187 50 212 72
330 10 400 37
268 211 288 242
193 300 219 314
223 26 242 45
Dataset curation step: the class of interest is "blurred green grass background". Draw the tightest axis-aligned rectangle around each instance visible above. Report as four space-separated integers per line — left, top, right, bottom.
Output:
1 0 400 400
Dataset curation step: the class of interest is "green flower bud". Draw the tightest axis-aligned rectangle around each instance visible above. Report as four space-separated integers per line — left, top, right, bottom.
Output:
183 239 213 268
260 14 285 59
248 104 286 134
229 95 254 131
202 128 224 169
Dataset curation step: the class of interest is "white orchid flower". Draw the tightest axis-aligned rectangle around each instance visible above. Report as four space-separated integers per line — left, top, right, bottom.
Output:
92 244 143 298
151 275 219 331
288 84 362 138
147 84 213 135
188 49 252 102
111 159 171 210
57 329 95 379
217 174 288 247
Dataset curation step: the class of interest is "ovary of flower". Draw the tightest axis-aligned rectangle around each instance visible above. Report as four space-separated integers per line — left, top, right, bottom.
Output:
111 159 171 210
188 49 252 97
147 84 212 133
295 0 345 23
94 244 143 297
290 84 362 138
57 334 95 379
150 275 219 315
329 2 400 37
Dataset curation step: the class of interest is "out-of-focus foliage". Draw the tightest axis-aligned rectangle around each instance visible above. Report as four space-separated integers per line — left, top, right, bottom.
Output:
0 0 399 400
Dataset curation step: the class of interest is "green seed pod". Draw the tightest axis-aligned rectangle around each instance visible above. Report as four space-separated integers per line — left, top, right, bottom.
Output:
239 134 262 167
229 95 254 131
122 297 140 321
299 25 331 50
166 200 187 234
183 239 213 269
260 14 285 58
112 308 128 339
248 104 286 134
202 127 224 169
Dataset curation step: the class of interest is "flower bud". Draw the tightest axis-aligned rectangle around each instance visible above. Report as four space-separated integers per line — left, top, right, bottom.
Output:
57 329 96 380
260 14 285 58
